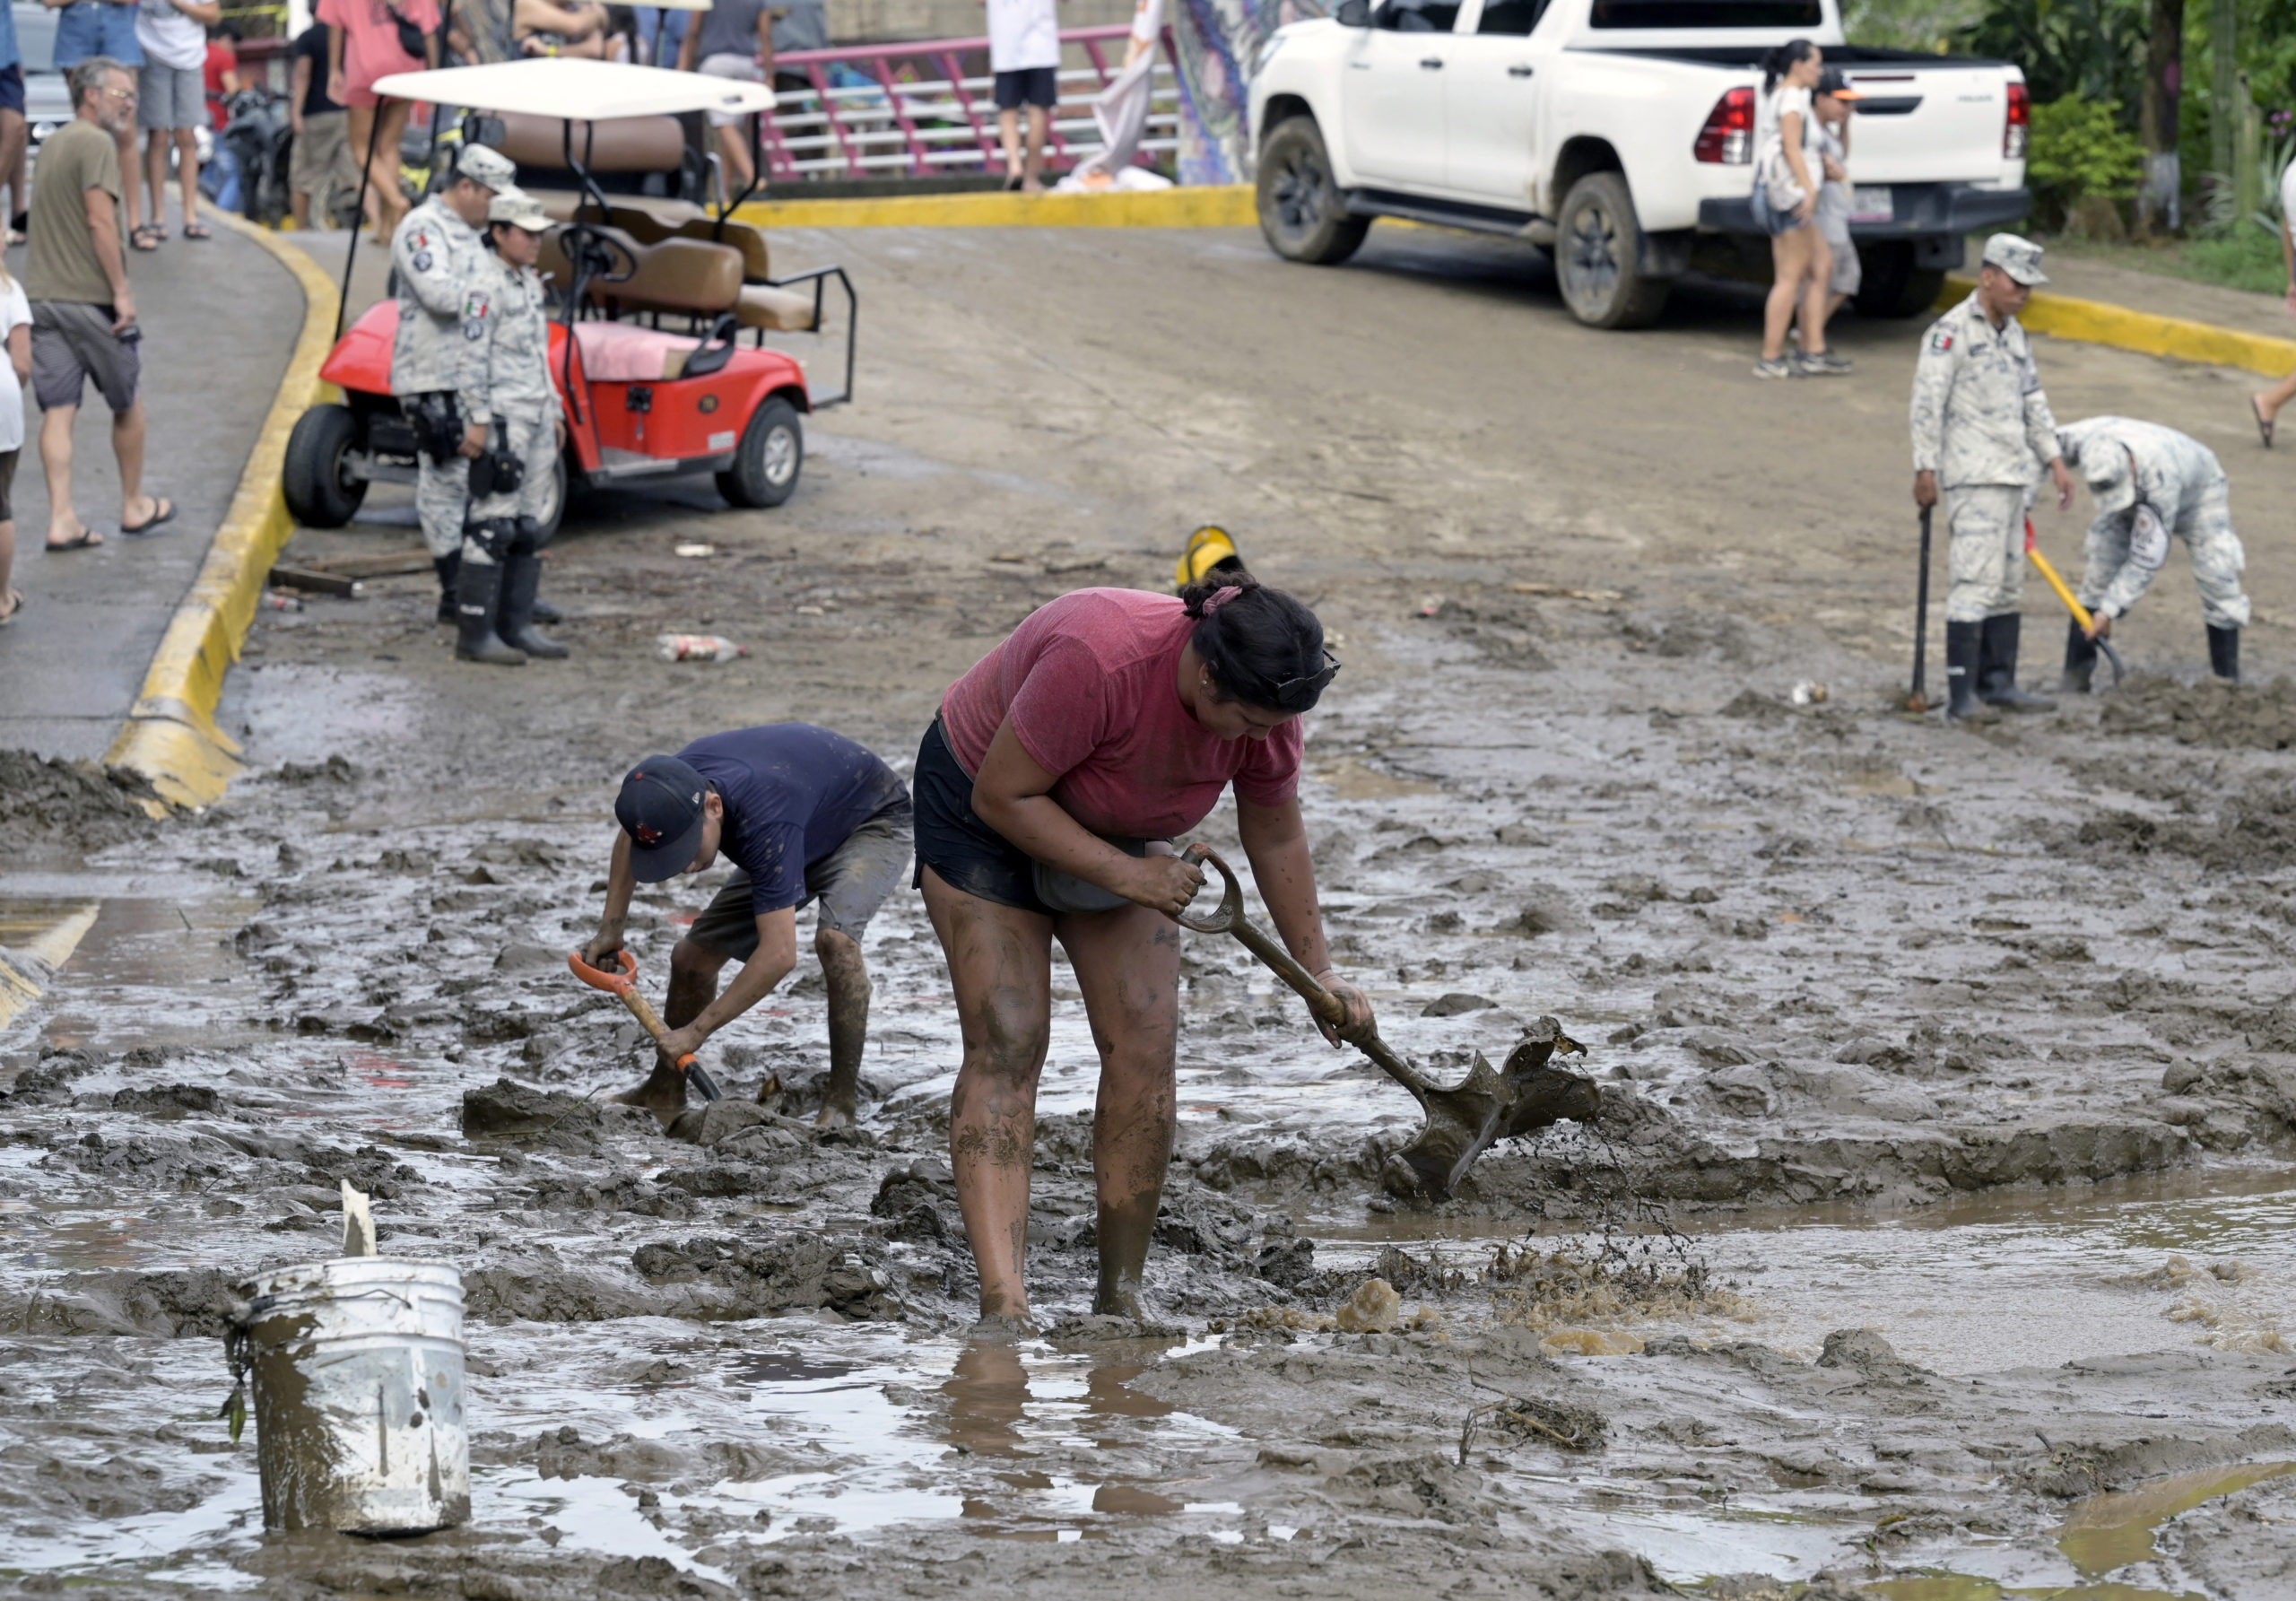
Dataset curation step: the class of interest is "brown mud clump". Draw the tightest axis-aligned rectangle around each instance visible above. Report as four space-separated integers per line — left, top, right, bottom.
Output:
1483 1238 1748 1333
2101 674 2296 749
0 749 155 850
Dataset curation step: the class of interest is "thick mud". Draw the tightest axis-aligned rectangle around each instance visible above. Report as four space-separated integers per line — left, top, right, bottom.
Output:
12 228 2296 1594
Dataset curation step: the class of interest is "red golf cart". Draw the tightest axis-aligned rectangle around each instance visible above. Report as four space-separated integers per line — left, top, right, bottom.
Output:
281 58 855 538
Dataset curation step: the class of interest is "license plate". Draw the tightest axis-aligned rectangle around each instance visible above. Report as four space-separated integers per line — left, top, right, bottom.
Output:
1850 186 1894 222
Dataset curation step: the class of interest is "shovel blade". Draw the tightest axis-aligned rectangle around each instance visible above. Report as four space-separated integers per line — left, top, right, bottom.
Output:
1390 1018 1598 1201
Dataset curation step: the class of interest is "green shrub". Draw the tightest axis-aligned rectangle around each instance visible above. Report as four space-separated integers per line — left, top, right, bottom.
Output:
2185 222 2289 291
2027 93 2146 227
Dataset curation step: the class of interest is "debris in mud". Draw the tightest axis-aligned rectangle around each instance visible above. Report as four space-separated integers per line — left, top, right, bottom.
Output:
1483 1239 1747 1333
2101 673 2296 749
2068 779 2296 869
1335 1278 1403 1333
1458 1393 1606 1462
0 748 154 848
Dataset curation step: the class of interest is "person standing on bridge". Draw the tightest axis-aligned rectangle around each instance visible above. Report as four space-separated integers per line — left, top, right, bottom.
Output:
450 187 568 665
1910 232 2075 721
2054 417 2248 689
986 0 1059 193
915 573 1373 1332
387 143 512 624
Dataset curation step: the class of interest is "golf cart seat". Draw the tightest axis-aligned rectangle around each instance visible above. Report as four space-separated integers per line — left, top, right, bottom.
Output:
736 283 819 332
536 221 819 334
497 111 687 175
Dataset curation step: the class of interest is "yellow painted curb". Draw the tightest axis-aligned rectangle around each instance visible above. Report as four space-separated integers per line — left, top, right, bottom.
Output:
1940 274 2296 378
0 903 99 1032
102 213 336 811
733 182 1257 230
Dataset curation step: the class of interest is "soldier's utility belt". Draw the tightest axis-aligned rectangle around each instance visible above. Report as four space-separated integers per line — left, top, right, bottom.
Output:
403 392 465 465
467 414 526 501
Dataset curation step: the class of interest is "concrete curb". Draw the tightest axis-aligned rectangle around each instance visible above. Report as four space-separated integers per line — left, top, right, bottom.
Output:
102 212 337 812
732 183 1257 230
0 903 98 1033
1940 274 2296 378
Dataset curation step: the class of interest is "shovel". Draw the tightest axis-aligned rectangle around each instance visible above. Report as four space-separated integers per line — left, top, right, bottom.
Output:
2025 517 2126 690
567 949 724 1102
1175 843 1600 1200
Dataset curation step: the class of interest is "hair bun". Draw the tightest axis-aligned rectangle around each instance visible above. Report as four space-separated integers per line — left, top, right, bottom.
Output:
1179 570 1260 620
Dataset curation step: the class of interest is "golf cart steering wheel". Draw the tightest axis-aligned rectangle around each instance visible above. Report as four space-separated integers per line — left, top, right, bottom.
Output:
566 224 638 284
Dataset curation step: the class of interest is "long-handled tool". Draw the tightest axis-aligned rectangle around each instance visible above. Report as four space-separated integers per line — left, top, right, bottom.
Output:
1176 844 1599 1200
2025 518 2125 691
567 949 724 1102
1907 505 1935 712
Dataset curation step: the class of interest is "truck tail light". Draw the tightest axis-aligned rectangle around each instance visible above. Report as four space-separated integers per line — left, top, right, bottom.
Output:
2005 81 2030 159
1693 86 1755 164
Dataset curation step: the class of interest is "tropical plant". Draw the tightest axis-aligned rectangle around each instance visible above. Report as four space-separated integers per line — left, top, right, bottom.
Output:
2025 92 2146 226
1958 0 2147 113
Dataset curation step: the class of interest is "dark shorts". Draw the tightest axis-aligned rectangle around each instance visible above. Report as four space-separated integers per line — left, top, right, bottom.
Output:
30 300 139 413
52 1 144 68
0 448 18 521
686 801 914 958
0 65 25 117
994 66 1057 110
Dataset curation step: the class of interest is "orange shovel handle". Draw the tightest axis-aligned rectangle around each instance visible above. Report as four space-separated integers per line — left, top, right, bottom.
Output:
567 949 696 1072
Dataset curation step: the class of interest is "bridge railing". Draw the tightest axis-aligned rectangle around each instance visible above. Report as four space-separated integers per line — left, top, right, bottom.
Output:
759 24 1181 183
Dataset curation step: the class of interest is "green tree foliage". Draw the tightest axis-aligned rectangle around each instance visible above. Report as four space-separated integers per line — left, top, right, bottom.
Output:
1840 0 1987 50
2027 94 2148 202
1958 0 2147 111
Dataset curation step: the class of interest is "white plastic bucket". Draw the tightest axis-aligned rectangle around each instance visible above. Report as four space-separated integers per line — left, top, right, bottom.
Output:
232 1257 469 1533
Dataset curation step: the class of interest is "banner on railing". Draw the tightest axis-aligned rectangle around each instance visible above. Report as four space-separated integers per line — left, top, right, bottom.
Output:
1170 0 1326 186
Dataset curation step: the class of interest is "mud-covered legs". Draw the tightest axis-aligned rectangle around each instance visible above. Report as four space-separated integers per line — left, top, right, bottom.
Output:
816 926 871 1127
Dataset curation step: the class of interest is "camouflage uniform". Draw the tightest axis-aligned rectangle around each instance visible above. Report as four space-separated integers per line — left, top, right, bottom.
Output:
2057 416 2249 629
1909 287 2063 623
390 193 490 561
458 250 562 570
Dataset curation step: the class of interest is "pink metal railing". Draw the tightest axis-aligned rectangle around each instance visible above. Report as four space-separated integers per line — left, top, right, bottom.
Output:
757 24 1182 183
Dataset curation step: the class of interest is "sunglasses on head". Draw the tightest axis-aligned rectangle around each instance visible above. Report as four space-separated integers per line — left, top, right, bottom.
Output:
1273 649 1342 698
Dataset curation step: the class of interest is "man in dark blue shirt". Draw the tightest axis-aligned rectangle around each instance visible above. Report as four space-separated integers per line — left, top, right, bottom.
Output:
582 724 912 1127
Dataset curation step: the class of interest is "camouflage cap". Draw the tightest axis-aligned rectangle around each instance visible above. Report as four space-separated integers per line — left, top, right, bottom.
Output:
487 187 551 232
455 143 517 192
2069 433 2137 515
1980 232 2048 286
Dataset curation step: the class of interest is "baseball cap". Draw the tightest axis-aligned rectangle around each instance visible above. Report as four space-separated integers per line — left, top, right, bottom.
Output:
1981 232 2048 286
2077 440 2138 516
456 143 517 191
1815 67 1862 99
615 756 710 883
488 187 551 232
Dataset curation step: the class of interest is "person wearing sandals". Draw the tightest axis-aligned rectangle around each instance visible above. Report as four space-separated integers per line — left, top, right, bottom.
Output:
131 0 219 249
916 573 1375 1332
0 255 29 629
1750 39 1842 379
2248 150 2296 447
0 0 29 248
46 0 145 240
985 0 1058 193
28 57 173 554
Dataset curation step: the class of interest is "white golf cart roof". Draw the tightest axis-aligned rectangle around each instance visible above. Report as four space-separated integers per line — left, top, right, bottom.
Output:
370 57 771 122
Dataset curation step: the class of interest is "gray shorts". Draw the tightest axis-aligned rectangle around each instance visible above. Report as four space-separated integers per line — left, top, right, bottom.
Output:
687 804 912 957
138 61 204 130
30 300 139 413
700 54 764 126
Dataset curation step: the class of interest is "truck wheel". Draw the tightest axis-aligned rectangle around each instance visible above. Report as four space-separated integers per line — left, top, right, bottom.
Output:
1555 171 1670 330
717 396 803 509
283 403 367 527
1257 117 1370 266
1853 242 1947 319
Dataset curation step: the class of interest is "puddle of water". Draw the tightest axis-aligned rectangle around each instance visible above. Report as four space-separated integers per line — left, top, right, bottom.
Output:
2 889 266 1055
2056 1459 2296 1579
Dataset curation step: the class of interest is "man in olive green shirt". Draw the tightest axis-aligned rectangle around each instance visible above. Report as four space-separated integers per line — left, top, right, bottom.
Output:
28 56 170 553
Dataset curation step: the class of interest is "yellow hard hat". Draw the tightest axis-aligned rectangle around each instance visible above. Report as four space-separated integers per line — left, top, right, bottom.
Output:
1175 525 1244 590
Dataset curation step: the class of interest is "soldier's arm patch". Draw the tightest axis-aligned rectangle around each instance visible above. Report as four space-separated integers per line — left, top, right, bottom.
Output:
411 249 434 273
1928 330 1952 353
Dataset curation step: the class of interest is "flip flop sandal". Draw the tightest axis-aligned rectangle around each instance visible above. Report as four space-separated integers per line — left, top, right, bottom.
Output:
121 497 176 535
184 222 213 239
0 588 22 626
2254 396 2275 449
130 225 162 251
45 528 101 551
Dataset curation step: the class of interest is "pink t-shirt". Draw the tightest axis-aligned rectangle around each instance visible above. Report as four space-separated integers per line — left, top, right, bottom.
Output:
940 587 1304 840
317 0 439 97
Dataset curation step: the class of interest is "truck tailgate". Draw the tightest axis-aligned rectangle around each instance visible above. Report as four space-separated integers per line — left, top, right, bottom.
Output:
1839 64 2011 184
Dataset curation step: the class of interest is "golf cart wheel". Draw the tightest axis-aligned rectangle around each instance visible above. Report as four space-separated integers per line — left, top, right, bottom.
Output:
1853 241 1946 319
1257 117 1370 267
283 403 367 527
528 449 570 545
717 396 803 509
1555 171 1670 330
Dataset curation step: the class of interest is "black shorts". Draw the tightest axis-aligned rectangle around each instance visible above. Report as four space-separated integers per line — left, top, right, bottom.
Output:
993 66 1057 110
913 715 1051 914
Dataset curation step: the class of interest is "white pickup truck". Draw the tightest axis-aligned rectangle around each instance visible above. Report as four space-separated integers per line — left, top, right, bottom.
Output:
1248 0 2031 327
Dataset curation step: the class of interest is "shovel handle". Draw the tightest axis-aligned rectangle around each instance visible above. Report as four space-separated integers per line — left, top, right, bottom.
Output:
566 950 723 1101
1175 844 1438 1102
2024 520 2126 689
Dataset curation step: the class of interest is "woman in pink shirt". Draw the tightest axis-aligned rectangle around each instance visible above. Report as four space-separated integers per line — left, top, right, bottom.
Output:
318 0 439 239
916 573 1373 1330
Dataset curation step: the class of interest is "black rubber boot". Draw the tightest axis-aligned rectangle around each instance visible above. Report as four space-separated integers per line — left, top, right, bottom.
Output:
433 552 460 624
1945 619 1983 721
514 518 561 622
1978 613 2056 711
2058 617 2098 695
453 558 526 665
499 553 569 658
2208 624 2240 684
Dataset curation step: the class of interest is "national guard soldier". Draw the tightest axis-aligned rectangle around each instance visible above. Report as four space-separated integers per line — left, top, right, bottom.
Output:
389 143 516 623
1910 233 2077 721
2055 417 2249 688
450 187 569 666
